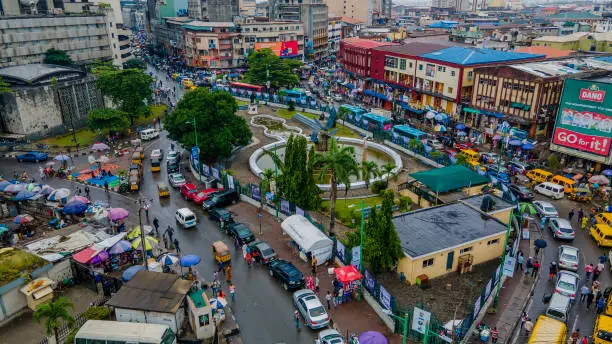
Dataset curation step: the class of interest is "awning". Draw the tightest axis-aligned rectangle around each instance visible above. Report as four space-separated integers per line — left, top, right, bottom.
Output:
398 102 425 114
363 89 388 100
463 107 480 114
463 107 504 118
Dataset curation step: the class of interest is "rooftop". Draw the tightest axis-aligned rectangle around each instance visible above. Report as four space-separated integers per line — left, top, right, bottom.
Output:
513 46 574 58
509 60 584 78
545 12 602 20
410 165 491 193
342 37 394 49
421 47 544 66
0 64 85 86
340 17 365 25
374 42 449 56
0 248 46 287
392 202 508 258
106 271 193 313
182 21 235 31
459 193 515 212
533 32 612 43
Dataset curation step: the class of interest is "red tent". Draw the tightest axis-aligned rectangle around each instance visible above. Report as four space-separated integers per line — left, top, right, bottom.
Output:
72 246 99 264
334 266 363 284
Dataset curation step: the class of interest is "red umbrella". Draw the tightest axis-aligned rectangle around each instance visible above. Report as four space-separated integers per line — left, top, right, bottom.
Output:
334 266 363 284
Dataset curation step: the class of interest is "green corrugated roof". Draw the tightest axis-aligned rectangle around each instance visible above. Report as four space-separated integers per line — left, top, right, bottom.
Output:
410 165 490 193
546 12 601 20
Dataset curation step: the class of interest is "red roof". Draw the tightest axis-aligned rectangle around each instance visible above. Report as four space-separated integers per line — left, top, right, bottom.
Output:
342 37 394 49
72 246 99 264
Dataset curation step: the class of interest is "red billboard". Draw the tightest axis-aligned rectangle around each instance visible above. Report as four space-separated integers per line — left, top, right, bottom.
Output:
254 41 299 57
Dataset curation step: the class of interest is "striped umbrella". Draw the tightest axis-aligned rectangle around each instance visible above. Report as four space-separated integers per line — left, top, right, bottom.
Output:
158 253 180 266
69 195 89 204
4 184 24 193
108 240 132 254
14 214 34 224
48 188 70 201
132 236 158 251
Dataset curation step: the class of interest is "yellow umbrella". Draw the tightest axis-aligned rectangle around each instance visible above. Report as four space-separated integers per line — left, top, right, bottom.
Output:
127 225 153 240
131 236 158 251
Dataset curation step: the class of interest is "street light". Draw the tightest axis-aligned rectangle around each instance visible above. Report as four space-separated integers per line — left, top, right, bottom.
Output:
186 118 202 183
136 198 150 266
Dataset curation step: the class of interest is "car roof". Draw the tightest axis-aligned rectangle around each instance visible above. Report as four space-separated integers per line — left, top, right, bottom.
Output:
183 183 196 188
319 329 341 338
177 208 194 215
554 218 572 227
254 241 271 250
560 245 578 253
535 200 554 207
558 271 579 280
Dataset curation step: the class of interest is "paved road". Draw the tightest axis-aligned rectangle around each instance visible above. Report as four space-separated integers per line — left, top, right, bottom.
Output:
516 194 611 343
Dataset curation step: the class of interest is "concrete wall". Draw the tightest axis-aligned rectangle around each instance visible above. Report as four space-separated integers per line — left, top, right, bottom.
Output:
0 286 27 322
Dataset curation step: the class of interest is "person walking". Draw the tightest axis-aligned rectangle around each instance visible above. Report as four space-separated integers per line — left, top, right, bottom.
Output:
581 284 591 303
229 284 236 302
326 291 332 310
226 265 233 283
517 252 524 271
568 208 575 222
587 292 595 310
294 310 301 330
173 238 180 253
491 327 499 344
597 297 606 314
525 257 533 275
315 276 320 294
218 261 224 274
570 329 580 344
84 186 90 200
531 260 540 278
524 318 533 337
166 225 174 242
578 208 584 224
152 217 160 236
162 233 168 249
586 263 595 281
311 257 318 274
104 181 109 193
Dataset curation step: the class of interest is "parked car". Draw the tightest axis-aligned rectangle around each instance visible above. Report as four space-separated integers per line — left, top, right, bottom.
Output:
167 150 181 163
508 160 533 174
168 173 186 188
454 142 478 151
180 183 198 200
509 184 534 202
202 190 239 210
175 208 197 229
268 259 305 291
480 152 500 164
426 139 444 150
316 329 345 344
533 201 559 218
558 245 580 272
193 188 221 205
167 161 180 174
555 271 580 301
227 223 256 245
332 94 343 102
485 165 510 184
151 149 163 160
208 208 234 224
293 289 330 329
248 241 277 264
16 152 48 162
549 218 576 241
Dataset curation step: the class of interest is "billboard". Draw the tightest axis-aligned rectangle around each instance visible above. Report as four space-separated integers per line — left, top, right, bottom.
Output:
551 79 612 162
254 41 299 57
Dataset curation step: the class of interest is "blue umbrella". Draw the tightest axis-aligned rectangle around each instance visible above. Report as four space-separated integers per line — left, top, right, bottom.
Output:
603 169 612 177
509 139 522 146
122 265 147 282
63 201 88 215
0 181 10 191
158 253 180 266
179 254 201 267
13 190 36 201
456 123 466 130
521 143 534 150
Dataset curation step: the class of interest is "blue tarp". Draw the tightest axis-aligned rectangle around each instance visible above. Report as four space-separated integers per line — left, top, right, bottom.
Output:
363 89 388 100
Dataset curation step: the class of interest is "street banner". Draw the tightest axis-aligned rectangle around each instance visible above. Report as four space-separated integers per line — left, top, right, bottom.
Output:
251 185 261 201
412 307 431 335
280 199 290 215
364 270 375 293
202 164 210 177
502 255 516 278
473 296 481 316
227 174 235 189
379 285 391 310
351 246 360 268
485 279 493 300
336 241 346 263
211 167 220 180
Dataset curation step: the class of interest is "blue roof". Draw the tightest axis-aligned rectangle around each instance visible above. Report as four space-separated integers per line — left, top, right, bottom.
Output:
362 113 391 125
428 21 458 29
340 104 367 115
392 125 425 137
421 47 544 66
593 56 612 64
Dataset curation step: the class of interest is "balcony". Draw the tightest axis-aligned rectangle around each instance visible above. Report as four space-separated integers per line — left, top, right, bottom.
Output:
220 55 232 60
219 44 232 50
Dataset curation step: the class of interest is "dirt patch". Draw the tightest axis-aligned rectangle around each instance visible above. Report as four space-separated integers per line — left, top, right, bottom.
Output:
252 117 300 134
377 259 500 322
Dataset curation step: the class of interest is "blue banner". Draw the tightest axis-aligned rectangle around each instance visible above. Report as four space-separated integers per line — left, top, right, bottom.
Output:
211 168 220 180
336 241 346 263
202 164 210 177
295 206 305 216
379 285 391 310
280 199 290 215
364 270 375 294
251 185 261 201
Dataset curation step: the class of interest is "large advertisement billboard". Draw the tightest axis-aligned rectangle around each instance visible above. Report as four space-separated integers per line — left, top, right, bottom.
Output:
551 79 612 162
254 41 299 57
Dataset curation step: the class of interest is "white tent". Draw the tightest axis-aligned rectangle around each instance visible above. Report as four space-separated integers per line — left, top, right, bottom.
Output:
281 215 333 265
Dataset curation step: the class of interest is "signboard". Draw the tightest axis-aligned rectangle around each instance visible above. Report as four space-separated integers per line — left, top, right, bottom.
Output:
227 174 235 190
502 255 515 278
336 241 346 263
351 246 361 268
191 147 199 173
255 41 299 57
211 168 220 180
551 79 612 162
295 206 305 216
280 199 290 215
364 270 375 293
251 185 261 201
379 285 392 310
411 307 431 335
202 164 210 177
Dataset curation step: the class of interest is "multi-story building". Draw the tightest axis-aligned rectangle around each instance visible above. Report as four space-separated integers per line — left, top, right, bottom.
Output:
187 0 238 21
532 32 612 53
595 19 612 33
255 2 268 17
328 16 342 54
234 18 304 63
154 17 192 58
268 0 328 60
340 17 365 39
339 38 392 78
0 14 112 67
543 12 604 27
468 59 608 139
183 21 237 69
239 0 256 16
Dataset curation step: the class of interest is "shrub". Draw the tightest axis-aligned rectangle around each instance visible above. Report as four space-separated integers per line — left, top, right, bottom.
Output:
370 180 387 194
288 100 295 111
547 154 561 171
82 306 110 320
399 196 412 212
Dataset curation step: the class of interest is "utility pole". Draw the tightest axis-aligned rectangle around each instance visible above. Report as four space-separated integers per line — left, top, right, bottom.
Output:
136 199 148 266
189 117 201 183
274 143 279 220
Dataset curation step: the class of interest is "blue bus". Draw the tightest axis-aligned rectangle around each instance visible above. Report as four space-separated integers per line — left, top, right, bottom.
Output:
280 89 308 105
391 125 426 147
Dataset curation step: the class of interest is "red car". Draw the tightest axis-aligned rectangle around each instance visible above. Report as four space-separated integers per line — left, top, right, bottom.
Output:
454 142 479 152
180 183 198 200
192 187 223 205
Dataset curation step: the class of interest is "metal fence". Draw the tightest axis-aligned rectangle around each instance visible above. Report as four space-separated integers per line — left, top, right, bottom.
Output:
213 86 333 113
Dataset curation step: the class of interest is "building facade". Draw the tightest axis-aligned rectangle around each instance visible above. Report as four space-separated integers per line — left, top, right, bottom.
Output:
187 0 238 21
328 16 342 54
235 18 304 63
532 32 612 53
239 0 256 16
183 21 236 69
0 14 113 67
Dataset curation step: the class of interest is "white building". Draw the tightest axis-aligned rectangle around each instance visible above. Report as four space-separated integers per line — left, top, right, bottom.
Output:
328 17 342 54
596 19 612 33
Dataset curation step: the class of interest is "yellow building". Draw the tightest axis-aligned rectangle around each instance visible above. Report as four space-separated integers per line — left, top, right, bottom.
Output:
394 202 508 285
532 32 612 53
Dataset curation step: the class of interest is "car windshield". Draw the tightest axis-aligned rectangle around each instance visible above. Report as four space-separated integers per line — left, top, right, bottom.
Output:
262 248 275 256
309 306 326 317
558 280 575 291
562 253 577 262
175 176 185 182
544 206 557 213
558 226 573 233
598 330 612 341
185 215 195 222
196 192 205 198
238 228 251 236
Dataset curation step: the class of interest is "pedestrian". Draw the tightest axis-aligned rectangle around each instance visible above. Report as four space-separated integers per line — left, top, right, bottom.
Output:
84 186 90 200
535 244 541 257
153 217 160 236
517 252 524 271
520 312 527 329
315 276 320 294
571 329 580 344
226 265 232 283
162 233 168 249
174 238 180 253
524 318 533 337
578 208 584 223
531 260 540 278
600 254 607 264
326 291 332 309
548 261 557 280
245 252 252 266
569 208 575 222
597 261 605 275
229 284 236 301
586 263 595 281
525 256 533 275
213 271 219 283
580 336 589 344
598 297 606 314
581 284 590 303
581 216 589 230
587 292 595 310
104 181 109 193
294 310 300 330
338 287 344 305
540 216 548 230
491 327 498 343
218 261 224 273
311 256 318 274
39 166 44 180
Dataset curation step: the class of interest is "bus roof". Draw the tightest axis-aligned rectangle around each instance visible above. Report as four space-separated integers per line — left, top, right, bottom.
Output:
528 315 566 344
363 113 391 125
598 314 612 328
230 82 262 88
392 125 425 137
339 104 367 115
76 320 170 342
282 89 304 96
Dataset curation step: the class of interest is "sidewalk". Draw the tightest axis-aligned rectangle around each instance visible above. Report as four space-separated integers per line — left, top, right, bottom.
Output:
466 224 540 344
226 203 403 344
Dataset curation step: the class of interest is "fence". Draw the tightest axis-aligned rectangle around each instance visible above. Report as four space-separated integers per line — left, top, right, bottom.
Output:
213 86 334 113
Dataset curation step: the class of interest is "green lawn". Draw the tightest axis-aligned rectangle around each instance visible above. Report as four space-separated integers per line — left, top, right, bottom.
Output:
274 109 360 139
133 104 167 128
236 100 250 106
322 196 383 226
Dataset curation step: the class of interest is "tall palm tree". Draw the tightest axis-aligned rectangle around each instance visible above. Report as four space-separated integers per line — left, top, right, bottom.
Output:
381 163 398 187
361 161 380 189
259 168 275 207
312 136 359 235
407 138 423 153
34 297 75 342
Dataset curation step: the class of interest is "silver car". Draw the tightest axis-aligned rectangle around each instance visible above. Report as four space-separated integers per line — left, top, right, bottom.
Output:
549 218 576 241
555 271 580 300
558 245 580 272
316 329 345 344
293 289 329 329
168 173 186 188
533 200 559 218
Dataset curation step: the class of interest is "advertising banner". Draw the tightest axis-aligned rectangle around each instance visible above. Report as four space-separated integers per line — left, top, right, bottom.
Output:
255 41 300 57
336 241 346 263
351 246 361 268
412 307 432 335
551 79 612 161
280 199 291 215
251 185 261 201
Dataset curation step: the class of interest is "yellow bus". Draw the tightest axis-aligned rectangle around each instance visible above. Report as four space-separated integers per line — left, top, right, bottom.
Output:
594 314 612 344
528 315 566 344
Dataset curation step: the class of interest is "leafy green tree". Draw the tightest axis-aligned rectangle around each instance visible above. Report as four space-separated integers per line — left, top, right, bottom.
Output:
87 108 129 134
34 297 75 342
548 154 561 171
0 77 10 94
164 88 251 164
259 168 275 207
363 190 403 273
123 59 146 70
338 106 350 126
381 163 397 186
311 136 359 235
96 69 153 125
243 49 300 89
430 150 442 162
43 48 73 66
89 61 118 76
361 161 380 189
408 138 423 153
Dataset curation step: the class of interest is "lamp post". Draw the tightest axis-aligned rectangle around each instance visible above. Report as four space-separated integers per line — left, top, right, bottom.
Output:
187 118 201 183
358 200 365 301
136 199 149 266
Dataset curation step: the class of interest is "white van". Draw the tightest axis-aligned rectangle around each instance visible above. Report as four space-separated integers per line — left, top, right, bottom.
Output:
175 208 197 229
140 128 159 141
534 182 565 199
545 292 572 323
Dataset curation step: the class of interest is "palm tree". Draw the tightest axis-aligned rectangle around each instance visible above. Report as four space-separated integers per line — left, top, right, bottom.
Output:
407 138 423 153
455 153 469 166
361 161 380 189
311 136 359 235
259 168 275 207
34 297 75 342
381 163 398 187
338 107 350 126
0 77 11 94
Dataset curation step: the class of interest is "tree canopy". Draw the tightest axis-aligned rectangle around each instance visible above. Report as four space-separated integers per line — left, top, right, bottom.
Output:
163 88 252 164
87 108 129 133
43 48 73 66
242 49 300 89
123 59 146 70
96 69 153 125
363 190 404 273
34 297 75 341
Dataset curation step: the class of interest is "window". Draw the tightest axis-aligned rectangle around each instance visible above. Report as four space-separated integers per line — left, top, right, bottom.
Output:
437 66 442 72
409 62 413 68
399 59 406 70
423 258 434 268
418 64 423 71
447 87 453 94
487 239 499 245
426 64 435 77
460 246 473 254
451 71 455 76
385 56 398 68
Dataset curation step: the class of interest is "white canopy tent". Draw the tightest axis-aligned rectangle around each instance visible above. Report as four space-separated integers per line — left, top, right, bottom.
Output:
281 215 333 265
